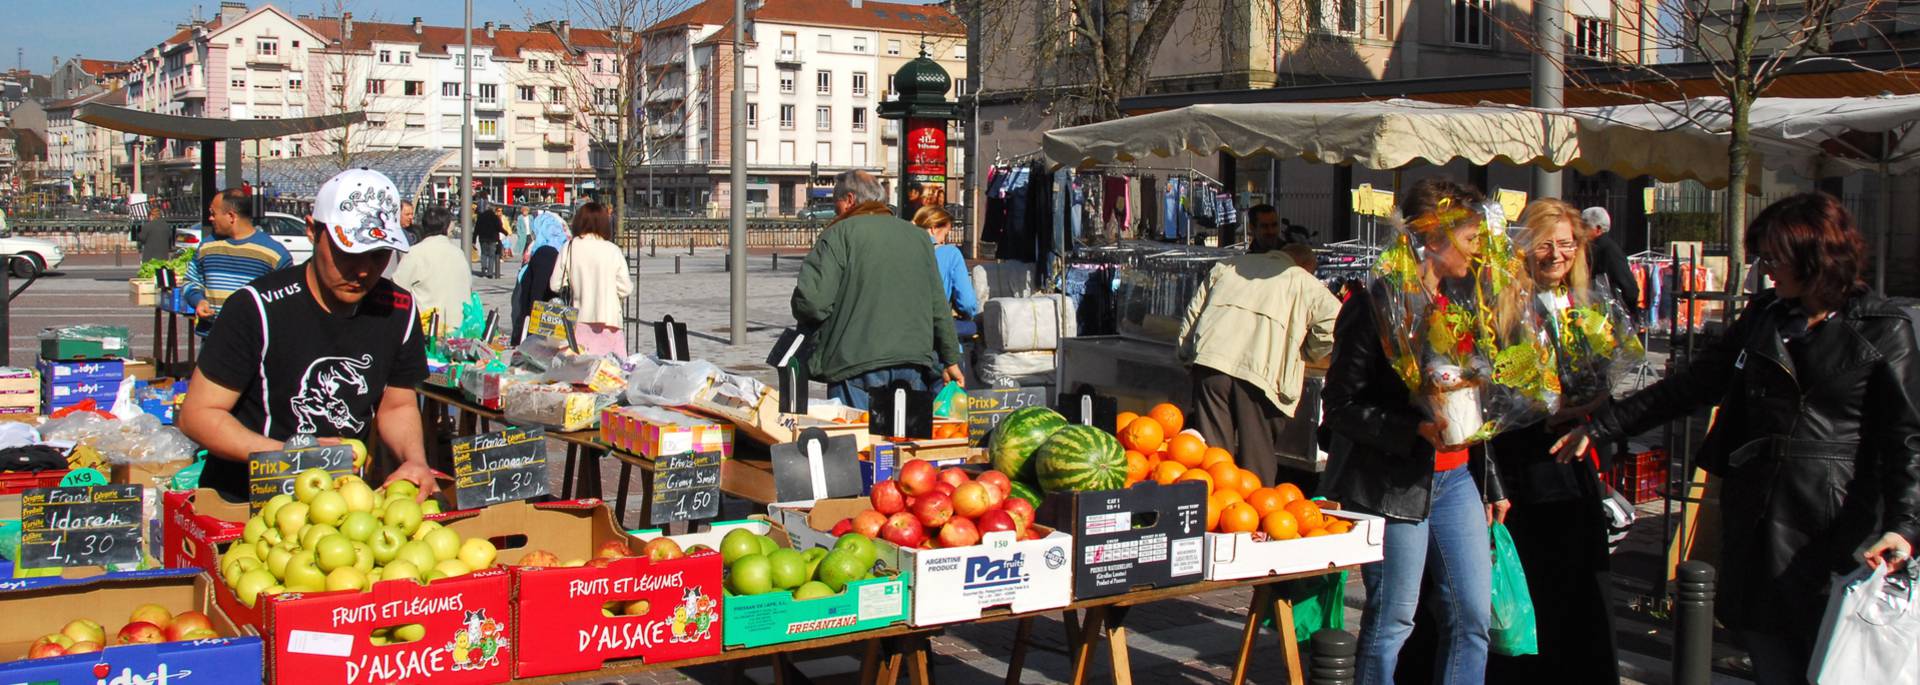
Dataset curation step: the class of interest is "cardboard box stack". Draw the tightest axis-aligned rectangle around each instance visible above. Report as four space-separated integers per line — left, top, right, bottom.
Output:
0 367 39 421
39 359 124 414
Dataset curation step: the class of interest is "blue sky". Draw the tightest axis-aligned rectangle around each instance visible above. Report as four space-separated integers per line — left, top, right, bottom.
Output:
0 0 550 68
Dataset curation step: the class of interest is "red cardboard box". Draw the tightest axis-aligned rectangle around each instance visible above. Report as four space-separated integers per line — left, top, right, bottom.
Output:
439 499 724 678
162 489 248 571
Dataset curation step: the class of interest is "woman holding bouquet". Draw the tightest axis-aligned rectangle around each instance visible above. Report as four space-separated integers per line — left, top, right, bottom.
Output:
1321 177 1515 685
1484 199 1624 683
1553 193 1920 684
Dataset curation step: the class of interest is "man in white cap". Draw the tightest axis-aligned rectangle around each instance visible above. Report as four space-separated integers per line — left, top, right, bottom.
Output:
1582 206 1640 320
179 169 439 503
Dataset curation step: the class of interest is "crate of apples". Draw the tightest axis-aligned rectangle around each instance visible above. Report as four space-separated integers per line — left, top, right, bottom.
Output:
834 461 1036 550
22 604 220 660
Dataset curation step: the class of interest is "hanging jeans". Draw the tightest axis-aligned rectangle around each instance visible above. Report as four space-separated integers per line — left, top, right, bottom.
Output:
1357 464 1493 685
1163 179 1185 240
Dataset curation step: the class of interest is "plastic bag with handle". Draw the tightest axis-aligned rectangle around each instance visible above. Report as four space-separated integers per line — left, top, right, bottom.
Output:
1487 522 1539 656
1809 563 1920 685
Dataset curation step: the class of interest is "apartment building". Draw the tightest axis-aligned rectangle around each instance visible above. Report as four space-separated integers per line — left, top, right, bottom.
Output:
640 0 966 215
43 88 130 198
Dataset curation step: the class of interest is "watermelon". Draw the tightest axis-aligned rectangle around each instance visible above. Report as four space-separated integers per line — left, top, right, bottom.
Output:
988 407 1069 483
1034 424 1128 493
1007 480 1045 509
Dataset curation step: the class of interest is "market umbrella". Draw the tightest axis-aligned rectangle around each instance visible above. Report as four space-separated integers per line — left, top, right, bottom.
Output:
1040 99 1733 185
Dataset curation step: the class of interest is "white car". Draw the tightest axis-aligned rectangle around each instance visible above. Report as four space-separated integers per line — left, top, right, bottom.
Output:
175 212 313 264
0 235 65 278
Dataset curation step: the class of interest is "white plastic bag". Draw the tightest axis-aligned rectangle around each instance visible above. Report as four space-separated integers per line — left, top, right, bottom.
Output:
1808 564 1920 685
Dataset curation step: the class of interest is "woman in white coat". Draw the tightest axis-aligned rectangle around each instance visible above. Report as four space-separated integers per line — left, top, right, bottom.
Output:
549 203 632 357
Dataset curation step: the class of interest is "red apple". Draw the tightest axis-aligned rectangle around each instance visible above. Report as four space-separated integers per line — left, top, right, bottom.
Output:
937 467 972 490
595 540 631 559
117 622 165 645
911 492 954 529
978 510 1018 534
65 641 102 654
26 641 66 659
642 537 686 561
933 482 955 497
586 557 614 568
896 460 939 496
852 510 888 539
938 518 981 548
128 603 174 630
869 480 907 515
952 482 993 519
977 471 1014 499
165 612 215 642
830 518 855 536
1020 527 1042 541
1004 498 1036 528
882 512 928 548
28 634 71 656
518 550 561 568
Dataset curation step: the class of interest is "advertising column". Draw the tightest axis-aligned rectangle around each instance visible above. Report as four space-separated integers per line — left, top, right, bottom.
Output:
903 118 948 218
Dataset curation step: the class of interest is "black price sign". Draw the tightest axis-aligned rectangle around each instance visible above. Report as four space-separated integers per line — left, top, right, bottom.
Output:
965 386 1052 447
651 451 722 525
248 444 357 512
18 485 144 570
452 427 550 510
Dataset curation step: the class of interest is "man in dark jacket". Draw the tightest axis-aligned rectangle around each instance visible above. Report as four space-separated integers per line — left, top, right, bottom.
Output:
792 171 962 409
474 202 506 279
1583 207 1640 319
137 204 174 263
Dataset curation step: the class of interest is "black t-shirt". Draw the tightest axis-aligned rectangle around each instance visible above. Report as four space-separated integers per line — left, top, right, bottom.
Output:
196 266 428 500
475 211 505 243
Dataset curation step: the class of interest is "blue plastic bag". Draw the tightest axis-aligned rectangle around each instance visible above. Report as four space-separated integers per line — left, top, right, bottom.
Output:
1488 522 1538 656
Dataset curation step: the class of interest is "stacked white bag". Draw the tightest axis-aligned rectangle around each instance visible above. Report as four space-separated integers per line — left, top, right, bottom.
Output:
977 293 1075 387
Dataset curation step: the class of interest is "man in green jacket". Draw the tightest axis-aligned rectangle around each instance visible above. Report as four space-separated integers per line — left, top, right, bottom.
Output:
792 171 963 409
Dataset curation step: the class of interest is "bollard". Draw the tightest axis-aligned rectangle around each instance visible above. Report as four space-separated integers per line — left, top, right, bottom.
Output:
772 252 780 271
688 235 695 256
1308 630 1357 685
650 240 656 257
674 256 682 274
1673 560 1715 685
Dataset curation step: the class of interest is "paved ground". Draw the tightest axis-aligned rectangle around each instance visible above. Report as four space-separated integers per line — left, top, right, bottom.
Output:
13 254 1761 684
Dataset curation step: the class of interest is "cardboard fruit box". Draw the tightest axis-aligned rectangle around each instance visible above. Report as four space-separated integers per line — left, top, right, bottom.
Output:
1041 480 1209 600
0 567 264 684
162 489 249 572
1202 506 1386 581
637 519 912 649
438 499 723 679
771 497 1073 627
599 405 736 458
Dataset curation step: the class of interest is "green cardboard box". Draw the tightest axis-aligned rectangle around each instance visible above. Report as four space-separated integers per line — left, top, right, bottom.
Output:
38 326 132 360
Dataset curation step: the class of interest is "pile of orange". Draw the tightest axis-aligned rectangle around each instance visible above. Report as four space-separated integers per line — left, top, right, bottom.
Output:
1107 403 1353 538
1118 403 1192 486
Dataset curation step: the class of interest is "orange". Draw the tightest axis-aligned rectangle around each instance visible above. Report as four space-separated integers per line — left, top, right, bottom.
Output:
1220 502 1261 534
1148 403 1186 435
1324 519 1354 535
1152 461 1189 485
1205 494 1223 531
1167 434 1207 469
1211 489 1244 511
1200 447 1235 470
1120 416 1166 454
1285 499 1325 532
1116 411 1140 434
1261 510 1301 540
1124 451 1150 484
1274 482 1305 508
1246 488 1285 518
1236 469 1263 496
1177 469 1215 494
1206 463 1243 494
1304 528 1333 537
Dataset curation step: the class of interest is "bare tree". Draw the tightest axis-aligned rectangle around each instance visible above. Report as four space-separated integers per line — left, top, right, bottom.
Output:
309 2 415 169
1499 0 1909 302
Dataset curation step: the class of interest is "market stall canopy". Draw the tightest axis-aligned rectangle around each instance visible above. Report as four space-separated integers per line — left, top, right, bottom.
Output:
1041 99 1737 187
241 149 455 201
73 103 364 141
1566 94 1920 178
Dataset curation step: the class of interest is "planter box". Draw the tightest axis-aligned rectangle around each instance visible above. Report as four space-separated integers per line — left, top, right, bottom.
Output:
0 569 263 684
130 278 158 306
1201 508 1386 581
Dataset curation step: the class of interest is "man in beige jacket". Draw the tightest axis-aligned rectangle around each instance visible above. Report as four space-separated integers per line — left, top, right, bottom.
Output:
1178 209 1341 486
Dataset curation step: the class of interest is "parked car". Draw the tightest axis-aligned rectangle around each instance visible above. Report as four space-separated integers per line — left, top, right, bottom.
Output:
0 235 66 278
175 212 313 264
797 202 839 220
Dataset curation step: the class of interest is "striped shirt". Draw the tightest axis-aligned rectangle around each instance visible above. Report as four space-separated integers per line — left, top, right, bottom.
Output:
183 229 292 314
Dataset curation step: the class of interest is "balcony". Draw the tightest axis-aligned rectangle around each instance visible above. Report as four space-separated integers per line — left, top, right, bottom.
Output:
543 132 572 148
646 87 685 104
881 120 900 140
172 83 207 101
247 52 287 68
474 98 505 112
475 130 503 144
544 103 574 119
775 50 803 67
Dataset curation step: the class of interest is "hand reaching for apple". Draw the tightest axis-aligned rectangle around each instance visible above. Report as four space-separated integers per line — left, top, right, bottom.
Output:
383 459 440 502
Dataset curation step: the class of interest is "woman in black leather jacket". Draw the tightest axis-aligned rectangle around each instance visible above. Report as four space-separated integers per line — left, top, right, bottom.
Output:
1320 178 1510 685
1555 193 1920 684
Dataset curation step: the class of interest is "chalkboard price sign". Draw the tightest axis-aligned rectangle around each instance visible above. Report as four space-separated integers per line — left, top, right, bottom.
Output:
248 444 358 511
528 301 580 350
17 485 144 570
964 386 1052 447
651 451 722 525
452 427 550 510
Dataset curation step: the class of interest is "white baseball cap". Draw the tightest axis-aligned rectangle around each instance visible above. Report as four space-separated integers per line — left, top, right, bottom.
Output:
312 169 411 254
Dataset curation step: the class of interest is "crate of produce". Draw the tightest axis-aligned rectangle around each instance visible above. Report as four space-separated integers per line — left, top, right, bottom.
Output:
0 469 70 495
1046 480 1208 599
1202 504 1385 581
38 326 132 361
0 568 263 684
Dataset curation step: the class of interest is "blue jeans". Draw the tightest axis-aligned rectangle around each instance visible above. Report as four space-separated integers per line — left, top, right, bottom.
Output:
1358 465 1493 685
828 365 932 410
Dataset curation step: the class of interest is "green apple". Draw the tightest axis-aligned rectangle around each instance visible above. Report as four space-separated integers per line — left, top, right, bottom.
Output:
60 619 104 645
368 528 405 565
424 570 448 582
728 554 773 595
424 527 462 562
409 520 441 542
236 568 276 608
243 516 269 544
299 523 339 551
793 580 836 601
385 479 418 500
393 623 426 643
456 538 497 570
339 511 379 543
351 541 374 573
344 439 369 470
420 499 441 515
767 549 808 590
396 540 437 573
325 566 367 592
262 528 283 547
254 537 275 561
721 529 761 566
308 491 348 527
382 499 423 537
293 468 334 503
432 559 471 578
315 534 355 573
337 480 376 514
285 556 326 592
266 546 295 579
222 557 261 587
275 502 310 540
263 584 285 598
260 494 294 524
225 542 261 564
380 560 422 583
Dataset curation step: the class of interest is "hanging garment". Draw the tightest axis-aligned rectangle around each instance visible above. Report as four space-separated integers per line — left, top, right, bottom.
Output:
1102 176 1132 237
1070 175 1087 242
998 165 1037 262
1163 178 1186 241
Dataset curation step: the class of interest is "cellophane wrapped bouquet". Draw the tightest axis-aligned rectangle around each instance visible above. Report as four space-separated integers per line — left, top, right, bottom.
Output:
1371 200 1560 445
1540 276 1645 408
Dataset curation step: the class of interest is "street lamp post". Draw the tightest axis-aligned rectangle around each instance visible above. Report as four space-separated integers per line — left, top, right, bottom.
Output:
461 0 475 253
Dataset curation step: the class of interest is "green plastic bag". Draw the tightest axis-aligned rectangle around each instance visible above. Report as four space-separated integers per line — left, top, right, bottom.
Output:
933 382 968 421
1272 571 1348 640
1488 522 1538 656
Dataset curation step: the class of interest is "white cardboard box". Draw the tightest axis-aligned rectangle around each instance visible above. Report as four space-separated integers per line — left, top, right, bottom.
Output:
1202 508 1386 581
771 498 1073 626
